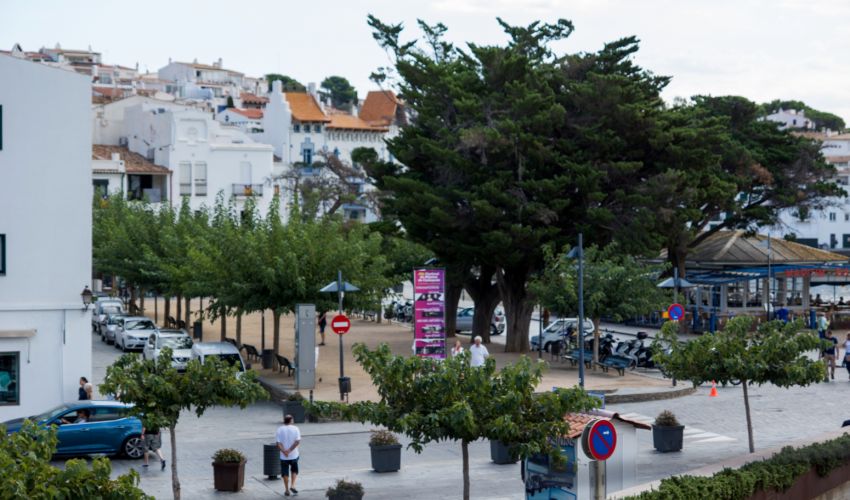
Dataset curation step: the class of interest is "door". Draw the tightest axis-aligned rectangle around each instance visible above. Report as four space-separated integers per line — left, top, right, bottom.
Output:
87 407 131 454
53 409 92 454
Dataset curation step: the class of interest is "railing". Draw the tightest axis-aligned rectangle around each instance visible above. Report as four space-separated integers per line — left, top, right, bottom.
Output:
232 184 263 196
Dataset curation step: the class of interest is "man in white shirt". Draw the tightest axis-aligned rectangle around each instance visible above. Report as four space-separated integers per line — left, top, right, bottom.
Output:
276 414 302 496
469 336 489 367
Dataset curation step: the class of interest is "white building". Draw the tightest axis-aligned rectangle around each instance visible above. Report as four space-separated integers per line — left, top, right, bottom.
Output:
764 108 814 130
158 59 248 101
0 55 93 420
217 107 264 133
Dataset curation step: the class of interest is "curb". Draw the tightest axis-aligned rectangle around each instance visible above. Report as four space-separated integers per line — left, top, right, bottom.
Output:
606 385 696 404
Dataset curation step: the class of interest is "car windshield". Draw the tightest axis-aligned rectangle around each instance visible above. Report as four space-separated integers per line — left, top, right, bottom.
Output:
102 306 122 315
126 319 155 330
159 336 193 349
108 316 125 325
33 404 71 423
214 354 244 370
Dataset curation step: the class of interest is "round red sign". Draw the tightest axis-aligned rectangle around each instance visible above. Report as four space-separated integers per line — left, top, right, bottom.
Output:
581 419 617 461
331 314 351 334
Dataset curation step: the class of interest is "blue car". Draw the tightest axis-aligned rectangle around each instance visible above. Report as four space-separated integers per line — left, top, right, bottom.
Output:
2 400 145 459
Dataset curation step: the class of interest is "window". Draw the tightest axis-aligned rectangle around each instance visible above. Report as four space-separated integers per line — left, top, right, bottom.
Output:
179 162 192 195
303 148 312 165
846 213 849 222
314 125 322 133
830 212 837 221
294 124 301 133
93 179 109 198
0 352 19 405
194 162 207 196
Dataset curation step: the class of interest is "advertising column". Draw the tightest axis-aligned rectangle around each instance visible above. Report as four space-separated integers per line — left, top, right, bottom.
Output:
413 268 446 359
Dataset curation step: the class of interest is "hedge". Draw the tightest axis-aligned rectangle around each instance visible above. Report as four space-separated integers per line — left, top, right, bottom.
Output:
625 433 850 500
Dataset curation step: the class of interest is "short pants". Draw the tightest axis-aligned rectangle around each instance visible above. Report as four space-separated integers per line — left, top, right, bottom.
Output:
280 458 299 476
144 433 161 451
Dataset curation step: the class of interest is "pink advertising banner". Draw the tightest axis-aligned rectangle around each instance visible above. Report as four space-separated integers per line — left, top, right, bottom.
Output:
413 268 446 359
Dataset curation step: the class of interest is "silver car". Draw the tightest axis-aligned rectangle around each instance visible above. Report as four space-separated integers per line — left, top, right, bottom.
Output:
101 313 128 344
115 317 158 352
92 299 124 333
455 307 506 336
530 318 595 352
143 329 193 371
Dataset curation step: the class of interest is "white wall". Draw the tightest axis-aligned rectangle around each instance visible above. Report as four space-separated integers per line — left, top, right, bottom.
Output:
0 55 92 420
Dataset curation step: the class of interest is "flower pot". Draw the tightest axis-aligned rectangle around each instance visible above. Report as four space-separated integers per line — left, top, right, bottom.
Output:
652 425 684 452
490 440 518 464
283 400 306 423
212 460 246 492
328 493 364 500
370 443 402 472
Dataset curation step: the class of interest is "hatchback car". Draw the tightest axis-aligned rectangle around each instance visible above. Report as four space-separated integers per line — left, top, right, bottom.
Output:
455 307 507 336
143 329 193 371
101 312 128 345
2 401 144 459
530 318 596 352
95 303 124 336
115 316 158 352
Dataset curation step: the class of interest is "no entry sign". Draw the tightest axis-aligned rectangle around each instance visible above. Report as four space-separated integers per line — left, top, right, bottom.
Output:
331 314 351 334
581 419 617 461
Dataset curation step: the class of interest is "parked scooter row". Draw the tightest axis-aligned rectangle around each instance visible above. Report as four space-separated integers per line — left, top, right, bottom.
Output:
586 331 657 369
384 298 413 323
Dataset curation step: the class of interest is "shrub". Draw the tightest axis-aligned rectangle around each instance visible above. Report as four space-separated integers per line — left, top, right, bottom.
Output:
369 429 400 446
212 448 246 463
326 479 364 497
287 392 305 402
654 410 680 427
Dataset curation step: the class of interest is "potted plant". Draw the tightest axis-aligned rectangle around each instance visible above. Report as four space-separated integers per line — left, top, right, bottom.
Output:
369 429 402 472
652 410 684 452
283 392 306 423
490 439 518 464
326 479 364 500
212 448 246 492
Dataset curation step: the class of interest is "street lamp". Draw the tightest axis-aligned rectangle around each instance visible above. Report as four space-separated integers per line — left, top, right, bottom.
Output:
81 286 93 311
566 233 585 388
320 270 360 401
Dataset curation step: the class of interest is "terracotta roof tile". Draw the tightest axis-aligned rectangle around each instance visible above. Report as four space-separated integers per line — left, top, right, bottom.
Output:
826 156 850 163
240 92 268 104
284 92 330 122
327 114 387 132
359 90 399 126
92 145 170 175
229 108 263 119
93 86 130 98
563 411 651 439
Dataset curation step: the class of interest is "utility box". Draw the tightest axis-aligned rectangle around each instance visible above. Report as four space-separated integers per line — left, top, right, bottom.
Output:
295 304 316 390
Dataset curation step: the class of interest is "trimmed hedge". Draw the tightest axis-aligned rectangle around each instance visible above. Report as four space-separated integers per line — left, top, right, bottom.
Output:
626 434 850 500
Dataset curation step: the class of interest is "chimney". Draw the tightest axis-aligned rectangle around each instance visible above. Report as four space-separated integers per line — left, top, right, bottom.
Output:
272 80 283 95
111 152 121 161
168 57 172 64
214 57 223 69
308 82 318 101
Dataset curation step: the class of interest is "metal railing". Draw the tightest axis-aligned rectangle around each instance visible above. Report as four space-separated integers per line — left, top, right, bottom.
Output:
232 183 263 196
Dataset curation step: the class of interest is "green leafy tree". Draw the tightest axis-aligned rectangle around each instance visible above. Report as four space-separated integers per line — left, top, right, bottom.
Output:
101 349 267 500
0 421 149 499
531 244 669 363
308 343 598 500
653 317 825 453
320 75 358 111
265 73 306 92
760 99 846 131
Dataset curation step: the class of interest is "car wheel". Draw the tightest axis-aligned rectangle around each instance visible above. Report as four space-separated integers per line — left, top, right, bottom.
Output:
490 324 500 336
543 342 551 353
122 435 145 459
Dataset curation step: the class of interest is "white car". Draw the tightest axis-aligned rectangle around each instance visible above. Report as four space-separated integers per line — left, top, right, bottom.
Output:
101 313 128 344
143 329 193 371
115 317 158 352
93 299 124 333
191 342 247 373
530 318 596 352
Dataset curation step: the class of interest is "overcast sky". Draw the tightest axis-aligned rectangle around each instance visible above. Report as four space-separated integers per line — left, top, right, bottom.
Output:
4 0 848 121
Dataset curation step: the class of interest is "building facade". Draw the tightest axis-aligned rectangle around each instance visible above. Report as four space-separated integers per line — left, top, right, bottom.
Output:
0 55 93 420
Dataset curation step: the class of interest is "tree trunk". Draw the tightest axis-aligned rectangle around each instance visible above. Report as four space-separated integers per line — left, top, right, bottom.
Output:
465 266 500 344
164 297 171 325
273 310 281 355
742 379 755 453
169 424 181 500
236 312 242 346
444 283 462 339
139 288 145 316
176 294 182 324
592 316 601 370
497 267 534 352
220 308 227 341
184 296 190 331
461 439 470 500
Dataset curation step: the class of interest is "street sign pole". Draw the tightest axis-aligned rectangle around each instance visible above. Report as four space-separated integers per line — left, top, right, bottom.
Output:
337 269 345 401
578 233 585 389
594 460 606 500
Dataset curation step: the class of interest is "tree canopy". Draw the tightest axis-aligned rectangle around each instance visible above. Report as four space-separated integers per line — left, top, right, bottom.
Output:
320 75 358 111
265 73 306 92
760 99 846 131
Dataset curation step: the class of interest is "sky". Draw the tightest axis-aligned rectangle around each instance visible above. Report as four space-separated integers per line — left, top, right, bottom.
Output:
3 0 849 121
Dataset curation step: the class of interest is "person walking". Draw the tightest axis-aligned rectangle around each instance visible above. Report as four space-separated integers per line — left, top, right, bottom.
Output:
141 425 166 470
276 414 301 496
451 339 464 357
823 329 838 381
317 311 327 346
469 336 489 367
843 333 850 380
78 377 91 400
818 313 830 338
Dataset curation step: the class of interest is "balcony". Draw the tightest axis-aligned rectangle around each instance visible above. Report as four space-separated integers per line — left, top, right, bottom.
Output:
232 183 263 196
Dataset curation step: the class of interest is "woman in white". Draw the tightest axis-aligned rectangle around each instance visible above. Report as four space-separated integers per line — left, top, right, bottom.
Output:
451 339 464 357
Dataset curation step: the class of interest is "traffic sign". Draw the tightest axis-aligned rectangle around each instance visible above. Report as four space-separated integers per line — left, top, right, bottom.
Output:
667 303 685 321
581 419 617 461
331 314 351 334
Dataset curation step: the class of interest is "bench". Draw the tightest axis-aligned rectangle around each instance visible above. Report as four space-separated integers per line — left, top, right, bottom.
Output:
595 355 633 376
176 320 186 329
165 316 177 328
564 349 593 368
241 344 260 362
275 354 296 376
223 337 238 348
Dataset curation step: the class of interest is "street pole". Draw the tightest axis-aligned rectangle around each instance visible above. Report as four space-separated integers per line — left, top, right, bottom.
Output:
578 233 585 389
261 310 265 351
538 303 543 359
593 460 606 500
338 269 345 401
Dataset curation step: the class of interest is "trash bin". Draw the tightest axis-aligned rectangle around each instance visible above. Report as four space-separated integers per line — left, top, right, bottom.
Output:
263 443 281 479
338 376 351 394
193 320 203 340
262 349 274 370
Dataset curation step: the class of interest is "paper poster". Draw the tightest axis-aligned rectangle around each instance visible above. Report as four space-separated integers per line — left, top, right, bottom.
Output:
413 268 446 358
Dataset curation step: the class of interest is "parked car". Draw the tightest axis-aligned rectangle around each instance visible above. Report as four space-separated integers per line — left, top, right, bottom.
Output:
92 299 124 333
95 303 124 336
191 342 247 373
115 316 158 352
455 307 507 336
101 312 128 345
530 318 595 352
143 329 193 371
2 400 144 459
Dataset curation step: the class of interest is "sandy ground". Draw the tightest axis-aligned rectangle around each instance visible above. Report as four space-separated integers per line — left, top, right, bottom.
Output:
141 296 670 402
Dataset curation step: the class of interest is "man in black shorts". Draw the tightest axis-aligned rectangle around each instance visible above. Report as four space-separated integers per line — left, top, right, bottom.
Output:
276 414 301 496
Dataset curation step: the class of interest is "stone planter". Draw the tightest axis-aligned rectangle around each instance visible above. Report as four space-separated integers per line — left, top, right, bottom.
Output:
328 492 364 500
370 443 402 472
212 460 246 492
490 440 518 464
652 425 684 452
282 400 305 423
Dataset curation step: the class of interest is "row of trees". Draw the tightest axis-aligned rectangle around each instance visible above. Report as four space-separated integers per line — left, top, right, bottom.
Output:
93 193 428 351
265 73 359 111
359 16 843 351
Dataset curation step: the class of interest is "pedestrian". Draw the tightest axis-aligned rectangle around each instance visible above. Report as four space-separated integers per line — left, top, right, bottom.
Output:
141 425 166 470
818 313 830 338
78 377 91 400
276 414 301 497
469 336 489 367
451 339 464 357
823 329 838 381
844 333 850 380
317 311 327 346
